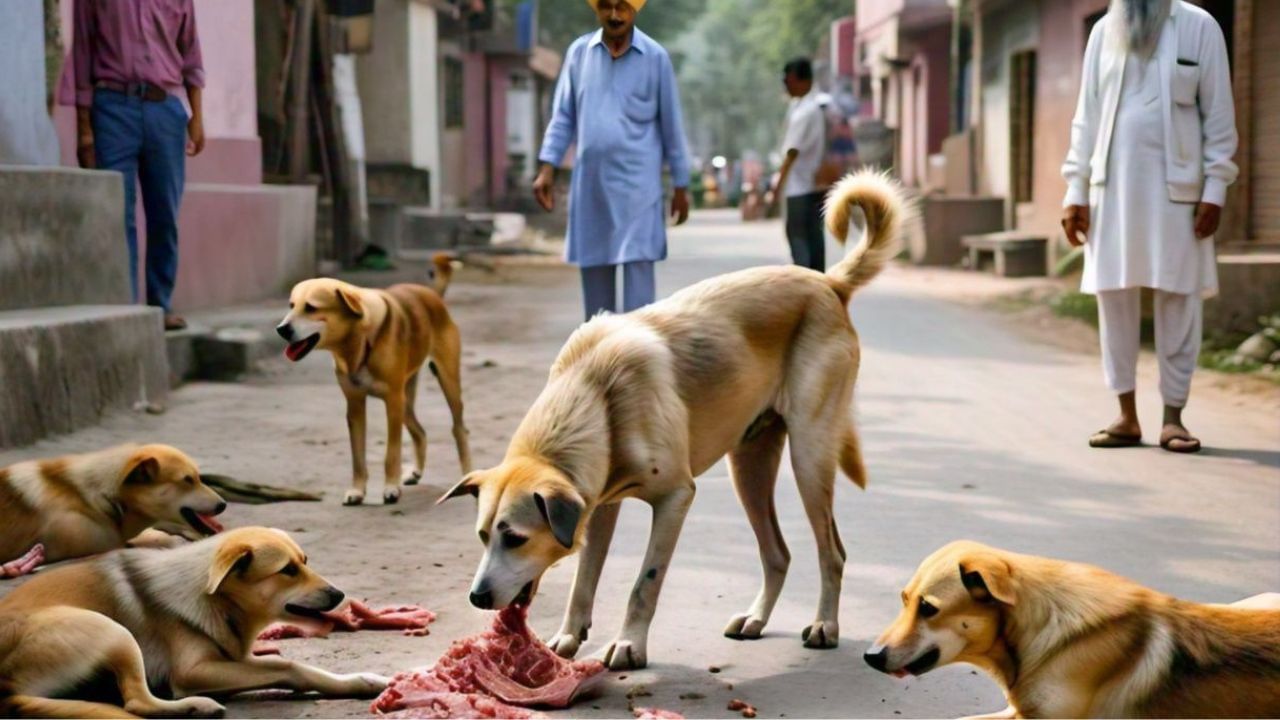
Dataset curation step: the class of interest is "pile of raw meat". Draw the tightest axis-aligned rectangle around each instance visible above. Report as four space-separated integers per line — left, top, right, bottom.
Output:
372 604 606 719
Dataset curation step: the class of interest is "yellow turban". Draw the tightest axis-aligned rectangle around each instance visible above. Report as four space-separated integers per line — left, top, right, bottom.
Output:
586 0 646 10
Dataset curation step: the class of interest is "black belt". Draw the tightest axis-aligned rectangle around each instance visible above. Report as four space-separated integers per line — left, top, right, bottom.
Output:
96 81 170 102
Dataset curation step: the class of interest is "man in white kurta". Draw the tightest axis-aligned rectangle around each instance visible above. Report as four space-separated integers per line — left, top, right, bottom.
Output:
1062 0 1237 453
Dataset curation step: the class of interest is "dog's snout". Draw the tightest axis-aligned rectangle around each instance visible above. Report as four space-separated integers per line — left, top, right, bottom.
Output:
323 586 345 610
275 323 293 341
864 644 890 672
213 501 227 515
469 588 494 610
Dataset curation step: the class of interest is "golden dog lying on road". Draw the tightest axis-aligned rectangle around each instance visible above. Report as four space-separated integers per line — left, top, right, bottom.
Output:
865 540 1280 718
0 444 226 578
0 526 387 718
441 170 909 670
277 255 472 506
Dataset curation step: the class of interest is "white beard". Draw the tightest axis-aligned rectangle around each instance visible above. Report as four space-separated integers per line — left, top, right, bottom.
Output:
1109 0 1172 58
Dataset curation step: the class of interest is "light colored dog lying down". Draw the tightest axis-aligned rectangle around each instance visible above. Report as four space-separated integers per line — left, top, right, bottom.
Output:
865 540 1280 718
0 443 226 578
0 526 387 719
441 170 911 670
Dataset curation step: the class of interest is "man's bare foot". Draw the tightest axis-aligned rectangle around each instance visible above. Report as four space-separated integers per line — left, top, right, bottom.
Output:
1160 423 1201 453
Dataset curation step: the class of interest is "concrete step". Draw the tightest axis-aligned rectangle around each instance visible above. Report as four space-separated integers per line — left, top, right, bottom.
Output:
0 306 168 448
166 325 281 385
0 165 129 310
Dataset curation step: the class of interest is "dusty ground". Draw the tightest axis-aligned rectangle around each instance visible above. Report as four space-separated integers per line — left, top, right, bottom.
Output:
1 210 1277 719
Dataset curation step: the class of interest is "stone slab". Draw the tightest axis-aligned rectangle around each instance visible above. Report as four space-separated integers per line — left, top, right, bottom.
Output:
0 305 168 448
0 166 130 310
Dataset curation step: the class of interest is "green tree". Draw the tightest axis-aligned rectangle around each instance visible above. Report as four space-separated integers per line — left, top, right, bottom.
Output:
677 0 852 161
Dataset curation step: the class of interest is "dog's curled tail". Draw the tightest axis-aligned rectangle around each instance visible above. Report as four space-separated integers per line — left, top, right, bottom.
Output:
823 169 911 300
430 253 455 297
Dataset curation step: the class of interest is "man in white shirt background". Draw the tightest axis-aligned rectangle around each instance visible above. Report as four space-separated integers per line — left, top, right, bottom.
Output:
1061 0 1237 453
773 57 827 271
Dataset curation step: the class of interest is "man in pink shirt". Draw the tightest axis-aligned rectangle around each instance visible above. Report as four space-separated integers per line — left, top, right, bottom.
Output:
71 0 206 330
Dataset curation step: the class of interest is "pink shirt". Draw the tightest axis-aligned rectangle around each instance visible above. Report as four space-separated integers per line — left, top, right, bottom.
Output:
71 0 205 107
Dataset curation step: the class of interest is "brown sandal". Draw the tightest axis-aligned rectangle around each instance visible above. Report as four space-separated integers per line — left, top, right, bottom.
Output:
1160 432 1202 454
1088 429 1143 448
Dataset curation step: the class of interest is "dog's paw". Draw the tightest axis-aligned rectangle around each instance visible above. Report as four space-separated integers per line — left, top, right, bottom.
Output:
724 613 767 640
383 485 402 504
343 489 366 506
340 671 390 697
547 628 586 658
602 639 647 671
801 620 839 649
403 470 423 486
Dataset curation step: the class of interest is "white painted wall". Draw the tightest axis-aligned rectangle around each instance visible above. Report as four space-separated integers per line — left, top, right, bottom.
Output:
0 0 59 165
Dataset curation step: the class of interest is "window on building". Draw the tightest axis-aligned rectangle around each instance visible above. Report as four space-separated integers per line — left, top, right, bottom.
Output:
444 57 464 129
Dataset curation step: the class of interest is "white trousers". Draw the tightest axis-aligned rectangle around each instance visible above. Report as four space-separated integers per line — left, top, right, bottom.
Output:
1097 289 1202 407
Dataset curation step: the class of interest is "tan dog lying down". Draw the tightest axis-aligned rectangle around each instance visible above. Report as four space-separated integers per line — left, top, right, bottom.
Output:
0 444 226 577
441 170 910 670
865 540 1280 718
277 255 472 506
0 527 387 719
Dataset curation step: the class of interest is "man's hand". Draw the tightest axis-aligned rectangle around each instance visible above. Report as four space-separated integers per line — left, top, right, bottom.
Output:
186 113 205 157
77 132 96 169
533 164 556 212
671 187 689 226
76 108 96 169
1194 202 1222 240
1061 205 1090 247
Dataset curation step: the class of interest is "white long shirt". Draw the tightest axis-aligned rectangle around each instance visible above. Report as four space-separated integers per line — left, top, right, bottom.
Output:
1062 1 1238 209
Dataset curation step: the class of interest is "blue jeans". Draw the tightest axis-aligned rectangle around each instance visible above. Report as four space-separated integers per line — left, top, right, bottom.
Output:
580 262 656 320
91 88 187 312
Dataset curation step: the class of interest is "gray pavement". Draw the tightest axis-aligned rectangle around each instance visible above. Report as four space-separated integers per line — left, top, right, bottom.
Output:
0 209 1276 719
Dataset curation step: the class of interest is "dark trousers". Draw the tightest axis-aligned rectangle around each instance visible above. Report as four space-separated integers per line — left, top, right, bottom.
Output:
580 261 656 321
786 191 827 271
92 88 187 312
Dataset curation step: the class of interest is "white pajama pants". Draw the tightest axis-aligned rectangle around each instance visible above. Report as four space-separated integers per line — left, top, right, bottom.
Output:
1096 288 1202 407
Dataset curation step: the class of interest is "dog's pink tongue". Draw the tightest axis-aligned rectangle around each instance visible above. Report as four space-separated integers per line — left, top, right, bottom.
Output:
284 342 305 361
199 514 225 533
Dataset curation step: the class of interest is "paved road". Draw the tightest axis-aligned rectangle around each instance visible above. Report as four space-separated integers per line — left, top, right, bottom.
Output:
1 209 1275 719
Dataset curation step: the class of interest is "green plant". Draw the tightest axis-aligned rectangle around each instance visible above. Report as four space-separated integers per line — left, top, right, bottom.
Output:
1049 291 1099 327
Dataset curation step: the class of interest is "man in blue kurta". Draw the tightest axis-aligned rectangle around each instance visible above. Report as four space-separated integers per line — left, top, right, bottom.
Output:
533 0 691 320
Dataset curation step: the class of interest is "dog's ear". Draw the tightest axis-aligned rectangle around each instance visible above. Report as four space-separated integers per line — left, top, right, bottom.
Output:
207 544 255 594
334 287 364 318
121 453 160 485
533 490 584 549
436 471 483 505
958 556 1016 605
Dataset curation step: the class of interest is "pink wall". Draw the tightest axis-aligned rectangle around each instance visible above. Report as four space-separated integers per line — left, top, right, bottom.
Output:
463 52 488 204
1028 0 1107 236
898 23 950 187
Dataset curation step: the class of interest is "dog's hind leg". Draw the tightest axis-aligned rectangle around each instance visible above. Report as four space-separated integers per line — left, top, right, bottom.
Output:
430 322 472 474
785 348 854 649
548 502 621 659
724 415 790 641
403 371 427 486
5 609 224 719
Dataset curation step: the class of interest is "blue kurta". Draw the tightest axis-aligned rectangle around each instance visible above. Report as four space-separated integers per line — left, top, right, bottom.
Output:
538 28 691 268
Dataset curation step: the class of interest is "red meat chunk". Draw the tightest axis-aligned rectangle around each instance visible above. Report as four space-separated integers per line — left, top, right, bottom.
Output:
372 605 605 716
257 599 436 643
